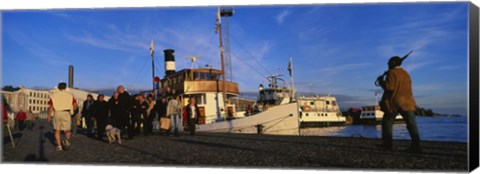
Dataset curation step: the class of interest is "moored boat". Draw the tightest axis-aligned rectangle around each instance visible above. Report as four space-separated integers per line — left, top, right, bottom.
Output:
357 105 403 124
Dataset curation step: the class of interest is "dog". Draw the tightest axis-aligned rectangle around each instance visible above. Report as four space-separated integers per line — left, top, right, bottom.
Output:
105 124 122 144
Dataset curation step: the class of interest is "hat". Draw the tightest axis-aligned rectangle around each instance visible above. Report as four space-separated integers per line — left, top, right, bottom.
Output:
388 56 402 66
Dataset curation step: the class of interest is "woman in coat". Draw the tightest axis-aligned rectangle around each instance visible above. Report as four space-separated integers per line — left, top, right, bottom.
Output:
185 98 200 136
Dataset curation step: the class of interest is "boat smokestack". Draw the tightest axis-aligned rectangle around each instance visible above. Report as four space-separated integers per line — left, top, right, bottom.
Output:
164 49 176 77
68 65 74 88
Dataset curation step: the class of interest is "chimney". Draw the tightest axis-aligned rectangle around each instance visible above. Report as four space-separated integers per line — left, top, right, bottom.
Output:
68 65 74 88
164 49 176 77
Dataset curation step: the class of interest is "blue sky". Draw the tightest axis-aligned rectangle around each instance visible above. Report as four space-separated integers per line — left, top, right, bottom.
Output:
2 2 469 115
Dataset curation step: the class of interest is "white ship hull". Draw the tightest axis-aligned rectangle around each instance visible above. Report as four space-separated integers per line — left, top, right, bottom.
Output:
197 103 300 135
358 106 403 124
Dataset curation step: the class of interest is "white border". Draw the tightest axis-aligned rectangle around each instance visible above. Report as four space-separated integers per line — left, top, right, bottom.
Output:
1 0 476 174
0 0 473 10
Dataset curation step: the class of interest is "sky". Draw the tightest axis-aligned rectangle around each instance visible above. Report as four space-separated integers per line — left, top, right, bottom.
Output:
1 2 469 115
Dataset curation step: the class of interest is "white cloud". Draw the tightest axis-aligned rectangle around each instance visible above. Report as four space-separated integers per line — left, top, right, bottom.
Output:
230 41 274 90
276 10 291 24
315 62 373 75
297 25 333 41
6 30 70 66
403 61 436 73
436 65 461 71
65 26 152 53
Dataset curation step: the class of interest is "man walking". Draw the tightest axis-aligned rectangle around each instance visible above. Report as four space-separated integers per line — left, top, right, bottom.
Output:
377 56 421 153
48 82 77 151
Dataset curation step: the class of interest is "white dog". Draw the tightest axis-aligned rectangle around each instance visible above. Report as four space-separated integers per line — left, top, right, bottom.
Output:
105 124 122 144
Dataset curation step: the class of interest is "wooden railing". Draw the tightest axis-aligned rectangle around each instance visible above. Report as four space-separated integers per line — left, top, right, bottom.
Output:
184 81 239 94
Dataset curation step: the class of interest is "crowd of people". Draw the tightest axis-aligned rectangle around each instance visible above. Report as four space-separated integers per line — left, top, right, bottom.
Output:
45 83 201 151
100 85 200 139
77 85 202 140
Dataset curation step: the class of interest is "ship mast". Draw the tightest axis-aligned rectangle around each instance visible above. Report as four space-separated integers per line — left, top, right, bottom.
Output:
216 7 227 119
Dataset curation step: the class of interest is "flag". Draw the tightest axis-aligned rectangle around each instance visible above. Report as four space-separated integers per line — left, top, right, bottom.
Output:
150 40 154 58
215 7 221 33
288 57 293 77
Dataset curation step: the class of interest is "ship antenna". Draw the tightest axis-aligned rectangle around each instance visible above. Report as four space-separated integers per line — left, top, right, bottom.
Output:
186 56 203 69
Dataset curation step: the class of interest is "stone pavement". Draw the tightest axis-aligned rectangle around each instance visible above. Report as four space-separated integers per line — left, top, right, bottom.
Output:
2 119 468 171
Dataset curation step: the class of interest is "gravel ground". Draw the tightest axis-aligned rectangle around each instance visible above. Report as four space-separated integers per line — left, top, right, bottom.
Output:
2 120 468 171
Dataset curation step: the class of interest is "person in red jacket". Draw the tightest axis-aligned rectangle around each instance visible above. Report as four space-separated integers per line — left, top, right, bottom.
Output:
2 103 8 124
2 95 11 124
16 110 27 131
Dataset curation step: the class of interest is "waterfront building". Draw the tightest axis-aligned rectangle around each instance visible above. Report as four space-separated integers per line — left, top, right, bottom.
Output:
1 86 109 119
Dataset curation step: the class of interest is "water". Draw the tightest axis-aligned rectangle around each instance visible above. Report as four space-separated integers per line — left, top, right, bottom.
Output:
301 116 468 142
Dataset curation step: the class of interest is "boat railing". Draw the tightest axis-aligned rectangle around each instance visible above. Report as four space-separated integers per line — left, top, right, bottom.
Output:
300 106 339 112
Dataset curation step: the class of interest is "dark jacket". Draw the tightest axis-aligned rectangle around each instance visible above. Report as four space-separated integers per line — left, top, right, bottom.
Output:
185 104 200 124
155 100 168 117
82 100 95 117
133 100 148 117
118 92 133 113
108 97 120 118
92 100 109 119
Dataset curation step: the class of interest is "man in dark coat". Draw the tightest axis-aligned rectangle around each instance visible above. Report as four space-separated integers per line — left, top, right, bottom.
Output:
92 94 109 140
116 85 134 139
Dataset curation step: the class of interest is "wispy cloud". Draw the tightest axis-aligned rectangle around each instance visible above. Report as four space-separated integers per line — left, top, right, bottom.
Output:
65 25 151 53
230 41 274 89
297 25 333 41
6 30 70 66
377 6 466 60
45 11 73 21
276 10 291 24
436 65 461 71
403 60 436 73
314 62 373 75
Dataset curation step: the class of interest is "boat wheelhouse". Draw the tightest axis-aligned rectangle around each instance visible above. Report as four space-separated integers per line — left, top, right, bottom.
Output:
256 75 346 127
298 96 345 127
160 67 239 124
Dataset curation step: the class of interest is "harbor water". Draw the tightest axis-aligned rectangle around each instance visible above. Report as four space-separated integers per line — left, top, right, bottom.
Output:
300 116 467 142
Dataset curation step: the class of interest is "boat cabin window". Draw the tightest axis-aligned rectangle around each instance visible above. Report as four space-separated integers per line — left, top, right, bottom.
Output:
310 102 314 105
189 94 207 105
331 101 336 106
193 72 222 81
326 101 330 105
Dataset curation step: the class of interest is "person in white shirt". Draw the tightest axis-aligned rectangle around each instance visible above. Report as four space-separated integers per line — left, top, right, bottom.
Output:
48 82 77 152
166 95 182 136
